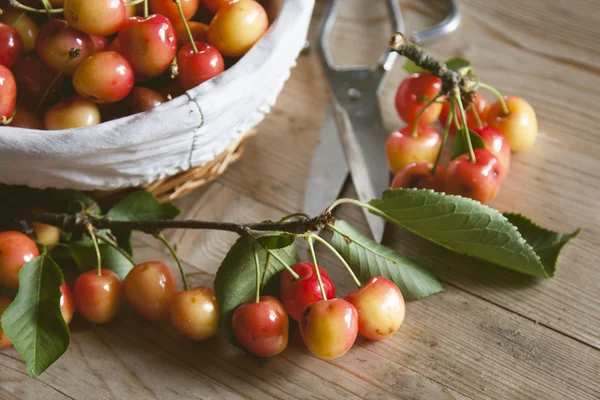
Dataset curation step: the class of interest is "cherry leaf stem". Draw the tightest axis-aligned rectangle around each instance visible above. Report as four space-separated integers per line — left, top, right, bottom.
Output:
453 88 477 162
469 103 483 127
410 92 444 138
306 236 327 300
9 0 62 13
95 233 136 266
253 244 261 303
478 82 509 116
86 225 102 276
432 101 453 174
173 0 198 53
311 234 361 288
156 233 189 291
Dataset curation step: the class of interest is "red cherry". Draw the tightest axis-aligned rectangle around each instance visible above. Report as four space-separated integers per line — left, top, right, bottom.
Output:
472 126 511 177
395 73 443 125
279 262 336 322
8 106 43 129
177 42 225 90
0 296 13 349
0 65 16 121
0 22 23 68
174 21 208 47
391 162 445 192
64 0 126 36
0 231 39 290
128 86 166 113
90 35 109 52
0 9 38 53
232 296 288 357
74 269 121 324
149 0 199 24
300 299 358 359
73 51 135 103
439 91 488 134
385 124 442 174
123 261 177 321
445 148 504 204
12 55 56 106
60 284 75 325
345 277 405 340
119 15 177 78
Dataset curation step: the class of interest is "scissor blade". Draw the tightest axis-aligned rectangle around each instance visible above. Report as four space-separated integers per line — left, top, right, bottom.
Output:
304 107 349 217
331 99 389 243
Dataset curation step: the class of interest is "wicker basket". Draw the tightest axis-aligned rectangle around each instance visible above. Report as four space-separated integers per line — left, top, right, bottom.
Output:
0 0 314 200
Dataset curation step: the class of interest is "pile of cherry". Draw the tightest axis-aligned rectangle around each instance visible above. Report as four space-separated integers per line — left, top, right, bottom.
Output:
0 227 405 359
386 72 539 204
0 0 269 130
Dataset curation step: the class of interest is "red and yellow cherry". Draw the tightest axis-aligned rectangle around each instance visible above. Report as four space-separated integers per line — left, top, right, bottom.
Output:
300 299 358 359
0 65 16 121
232 295 288 357
64 0 126 36
345 277 405 340
149 0 199 23
486 96 538 152
208 0 269 57
123 261 177 321
0 9 38 52
472 126 511 176
29 208 61 247
35 19 95 75
445 148 504 204
73 51 135 103
59 283 75 325
74 269 121 324
44 97 101 130
395 73 443 125
204 0 238 13
439 91 487 134
0 296 13 349
391 162 445 192
174 21 208 47
0 231 39 290
90 35 109 52
9 107 44 129
177 42 225 90
0 22 23 68
385 125 442 174
128 86 166 113
280 262 336 322
12 55 55 105
170 286 219 341
119 14 177 78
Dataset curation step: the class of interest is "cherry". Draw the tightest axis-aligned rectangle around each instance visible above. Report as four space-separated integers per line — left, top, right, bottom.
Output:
300 299 358 359
157 80 185 99
177 42 225 90
9 106 44 129
170 286 219 341
0 22 23 68
0 8 38 52
44 97 101 130
90 35 109 52
123 261 177 321
345 277 405 340
29 208 61 247
74 269 121 324
59 283 75 325
119 14 177 78
472 126 511 177
174 21 208 47
0 296 13 349
280 262 336 322
128 86 166 113
486 96 538 152
439 91 487 134
35 19 95 75
395 73 443 125
207 0 269 57
12 55 56 105
385 124 442 174
0 65 16 122
64 0 126 36
73 51 135 103
391 162 446 192
232 295 288 357
108 36 121 52
149 0 199 24
0 231 39 290
445 148 504 204
203 0 238 13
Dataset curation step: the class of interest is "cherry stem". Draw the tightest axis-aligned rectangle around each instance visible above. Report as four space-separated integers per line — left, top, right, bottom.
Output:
169 55 178 79
1 107 17 125
432 100 453 174
410 92 443 138
36 48 80 113
156 233 189 291
173 0 198 53
8 11 26 27
39 0 54 22
478 82 509 116
306 236 327 300
143 0 148 18
9 0 62 13
266 248 300 279
253 245 261 303
469 102 483 127
311 234 361 288
453 88 477 163
259 252 271 288
326 198 389 221
95 232 136 266
86 225 102 276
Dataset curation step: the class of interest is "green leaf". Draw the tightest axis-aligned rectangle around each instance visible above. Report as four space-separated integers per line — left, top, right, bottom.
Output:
503 213 580 277
403 59 425 74
330 220 443 300
248 230 295 249
445 57 472 76
0 255 70 376
369 189 557 278
450 129 486 160
214 236 297 343
67 232 134 280
107 191 180 222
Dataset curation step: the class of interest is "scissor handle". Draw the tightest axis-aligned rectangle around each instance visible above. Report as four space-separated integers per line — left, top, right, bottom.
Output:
411 0 461 44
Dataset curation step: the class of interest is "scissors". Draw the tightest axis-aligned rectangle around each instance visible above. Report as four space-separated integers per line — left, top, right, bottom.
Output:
304 0 461 242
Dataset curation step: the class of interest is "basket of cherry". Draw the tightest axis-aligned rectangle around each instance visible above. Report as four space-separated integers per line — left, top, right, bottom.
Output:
0 0 313 200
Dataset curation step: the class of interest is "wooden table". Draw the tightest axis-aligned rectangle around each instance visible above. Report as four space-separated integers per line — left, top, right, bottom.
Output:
2 0 600 398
